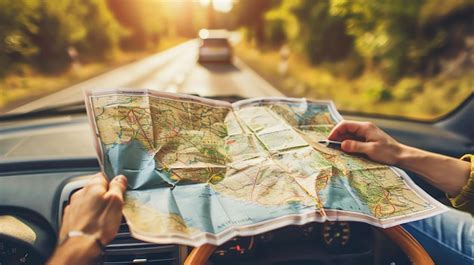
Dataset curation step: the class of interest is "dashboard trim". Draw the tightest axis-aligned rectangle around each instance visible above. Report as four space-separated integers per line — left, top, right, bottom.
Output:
57 175 95 226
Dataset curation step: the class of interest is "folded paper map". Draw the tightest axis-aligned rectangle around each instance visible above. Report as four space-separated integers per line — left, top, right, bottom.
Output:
85 88 446 247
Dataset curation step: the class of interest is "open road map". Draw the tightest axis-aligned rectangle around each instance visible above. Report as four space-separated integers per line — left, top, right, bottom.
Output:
85 88 446 247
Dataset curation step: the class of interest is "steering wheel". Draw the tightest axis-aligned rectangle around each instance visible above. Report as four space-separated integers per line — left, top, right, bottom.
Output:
183 225 434 265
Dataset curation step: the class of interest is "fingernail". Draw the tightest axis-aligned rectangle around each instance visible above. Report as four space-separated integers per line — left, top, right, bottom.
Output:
341 140 350 151
115 175 127 183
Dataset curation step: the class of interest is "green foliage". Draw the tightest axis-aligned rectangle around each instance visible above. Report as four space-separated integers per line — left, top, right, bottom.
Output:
237 41 473 119
265 0 301 42
419 0 474 25
0 0 40 74
243 0 474 82
0 0 122 74
34 0 87 69
330 0 424 79
76 0 123 59
233 0 274 45
393 78 424 101
35 0 122 70
264 18 287 45
264 0 353 63
296 0 352 63
360 74 393 102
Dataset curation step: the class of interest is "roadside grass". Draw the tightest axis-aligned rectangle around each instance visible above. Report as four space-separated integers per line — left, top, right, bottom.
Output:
236 42 473 120
0 37 187 112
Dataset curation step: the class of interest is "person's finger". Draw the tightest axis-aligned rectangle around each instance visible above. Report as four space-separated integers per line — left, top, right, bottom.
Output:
111 175 127 192
104 175 127 204
341 140 374 155
85 173 108 194
328 121 359 140
328 121 373 141
69 188 84 204
89 172 108 186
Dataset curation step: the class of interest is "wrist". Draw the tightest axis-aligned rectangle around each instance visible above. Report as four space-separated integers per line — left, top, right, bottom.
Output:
394 143 416 167
48 235 103 265
395 144 432 174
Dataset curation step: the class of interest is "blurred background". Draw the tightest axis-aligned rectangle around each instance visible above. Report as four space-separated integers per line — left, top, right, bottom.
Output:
1 0 473 119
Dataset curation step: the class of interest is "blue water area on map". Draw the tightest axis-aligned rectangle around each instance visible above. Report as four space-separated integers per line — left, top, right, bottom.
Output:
173 183 316 234
126 188 181 217
287 103 332 125
319 175 371 214
104 140 177 189
129 183 316 234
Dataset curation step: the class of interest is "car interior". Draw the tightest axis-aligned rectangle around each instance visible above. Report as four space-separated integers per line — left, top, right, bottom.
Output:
0 93 472 265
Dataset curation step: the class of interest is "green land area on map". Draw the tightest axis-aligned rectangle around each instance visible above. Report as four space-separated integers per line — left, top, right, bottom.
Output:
87 90 443 246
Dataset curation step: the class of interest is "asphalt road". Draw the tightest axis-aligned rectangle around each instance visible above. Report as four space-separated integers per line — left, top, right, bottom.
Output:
9 40 284 114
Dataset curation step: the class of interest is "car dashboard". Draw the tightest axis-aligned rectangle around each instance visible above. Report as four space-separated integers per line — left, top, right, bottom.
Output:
1 94 472 265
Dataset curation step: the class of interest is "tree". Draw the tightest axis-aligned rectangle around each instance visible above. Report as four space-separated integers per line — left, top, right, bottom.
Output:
0 0 122 73
330 0 424 79
0 0 40 74
264 0 353 63
233 0 275 45
77 0 123 60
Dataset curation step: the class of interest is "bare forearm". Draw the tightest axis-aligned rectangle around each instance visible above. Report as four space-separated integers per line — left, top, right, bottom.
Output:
396 144 471 196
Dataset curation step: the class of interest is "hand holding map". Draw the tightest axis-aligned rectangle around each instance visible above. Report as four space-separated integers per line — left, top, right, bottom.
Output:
328 120 403 165
85 88 446 247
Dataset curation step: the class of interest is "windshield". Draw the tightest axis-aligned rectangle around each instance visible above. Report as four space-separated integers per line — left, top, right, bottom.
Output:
0 0 472 120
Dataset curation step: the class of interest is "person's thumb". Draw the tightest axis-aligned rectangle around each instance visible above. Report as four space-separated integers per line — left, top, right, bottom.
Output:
341 140 373 155
106 175 127 202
